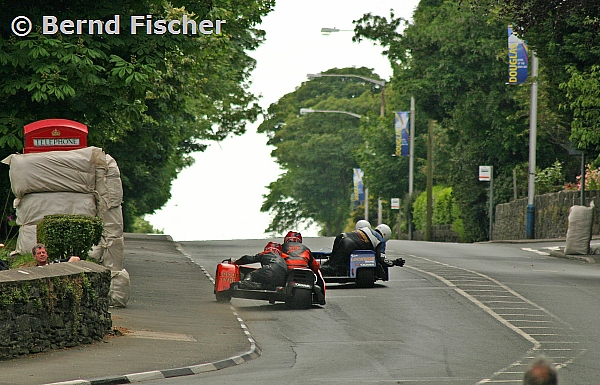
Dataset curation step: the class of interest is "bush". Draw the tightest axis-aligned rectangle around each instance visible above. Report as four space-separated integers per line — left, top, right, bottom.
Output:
37 214 103 260
413 186 465 240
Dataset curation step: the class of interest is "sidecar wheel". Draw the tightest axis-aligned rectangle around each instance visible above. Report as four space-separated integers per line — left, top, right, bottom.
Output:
355 268 375 288
287 288 312 309
216 291 232 303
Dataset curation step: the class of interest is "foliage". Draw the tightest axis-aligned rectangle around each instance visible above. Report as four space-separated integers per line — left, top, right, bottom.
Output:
37 214 103 260
535 160 563 194
412 186 464 240
562 65 600 152
572 164 600 191
352 0 573 242
0 1 274 230
258 67 385 236
132 216 164 234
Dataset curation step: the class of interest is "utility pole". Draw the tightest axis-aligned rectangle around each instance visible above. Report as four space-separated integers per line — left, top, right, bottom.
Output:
408 96 415 240
526 52 538 239
426 120 433 241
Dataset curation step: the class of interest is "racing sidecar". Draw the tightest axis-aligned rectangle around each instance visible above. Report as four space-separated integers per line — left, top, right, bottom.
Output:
214 261 326 309
314 249 387 288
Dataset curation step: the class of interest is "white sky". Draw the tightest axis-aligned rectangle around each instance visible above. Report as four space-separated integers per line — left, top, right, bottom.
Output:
147 1 420 241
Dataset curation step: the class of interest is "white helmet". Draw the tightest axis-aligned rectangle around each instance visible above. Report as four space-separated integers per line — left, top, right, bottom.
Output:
375 224 392 242
355 219 371 230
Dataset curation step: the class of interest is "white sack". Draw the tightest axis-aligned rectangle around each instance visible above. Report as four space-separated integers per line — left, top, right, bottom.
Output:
88 244 103 262
99 205 124 238
95 155 123 210
109 268 130 307
97 236 124 271
565 205 594 255
15 192 97 226
16 224 38 255
4 147 104 198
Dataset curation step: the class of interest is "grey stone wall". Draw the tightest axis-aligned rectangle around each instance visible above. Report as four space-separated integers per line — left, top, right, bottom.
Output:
0 261 112 360
493 190 600 240
413 225 461 243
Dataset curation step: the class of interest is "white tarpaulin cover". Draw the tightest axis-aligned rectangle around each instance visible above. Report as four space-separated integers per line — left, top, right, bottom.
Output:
3 147 104 198
101 206 124 239
5 146 129 306
16 224 37 256
15 192 97 225
95 154 123 210
99 236 124 271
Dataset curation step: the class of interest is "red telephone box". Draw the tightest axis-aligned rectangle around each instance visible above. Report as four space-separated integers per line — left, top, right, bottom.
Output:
24 119 88 153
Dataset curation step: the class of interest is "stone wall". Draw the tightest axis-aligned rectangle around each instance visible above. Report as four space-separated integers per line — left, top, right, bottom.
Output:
413 224 462 243
493 190 600 240
0 261 112 360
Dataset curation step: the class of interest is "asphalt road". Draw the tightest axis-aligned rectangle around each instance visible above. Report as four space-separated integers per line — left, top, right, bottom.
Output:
142 237 600 385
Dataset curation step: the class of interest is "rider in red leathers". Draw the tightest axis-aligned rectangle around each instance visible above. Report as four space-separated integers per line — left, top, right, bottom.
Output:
281 231 321 273
281 231 326 302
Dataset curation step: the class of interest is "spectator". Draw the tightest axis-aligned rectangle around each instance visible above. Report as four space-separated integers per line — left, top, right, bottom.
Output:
523 356 558 385
32 244 80 266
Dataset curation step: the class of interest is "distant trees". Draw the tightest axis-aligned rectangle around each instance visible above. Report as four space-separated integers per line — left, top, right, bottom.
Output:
258 67 384 235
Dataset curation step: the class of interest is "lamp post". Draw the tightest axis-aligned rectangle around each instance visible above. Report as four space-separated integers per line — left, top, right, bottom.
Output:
320 27 353 35
299 108 361 119
307 73 385 117
307 72 386 224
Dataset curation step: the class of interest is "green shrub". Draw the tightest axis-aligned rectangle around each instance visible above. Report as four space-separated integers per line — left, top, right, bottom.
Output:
412 186 465 241
37 214 103 260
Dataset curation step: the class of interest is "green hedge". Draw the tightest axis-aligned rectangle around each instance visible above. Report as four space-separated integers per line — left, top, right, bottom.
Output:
413 186 465 240
37 214 103 260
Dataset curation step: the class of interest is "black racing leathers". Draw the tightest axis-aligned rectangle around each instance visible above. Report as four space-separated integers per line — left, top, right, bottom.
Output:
235 251 288 290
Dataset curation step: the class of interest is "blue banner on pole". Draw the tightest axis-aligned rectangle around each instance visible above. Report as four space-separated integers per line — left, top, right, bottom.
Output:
395 111 410 157
508 25 529 85
353 168 364 202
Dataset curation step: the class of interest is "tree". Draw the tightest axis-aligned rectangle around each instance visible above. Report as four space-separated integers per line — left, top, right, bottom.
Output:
465 0 600 159
354 0 569 241
258 67 384 236
0 0 273 229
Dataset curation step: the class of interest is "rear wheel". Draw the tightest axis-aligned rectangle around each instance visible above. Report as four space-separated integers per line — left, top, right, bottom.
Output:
355 268 375 288
216 291 232 303
287 288 312 309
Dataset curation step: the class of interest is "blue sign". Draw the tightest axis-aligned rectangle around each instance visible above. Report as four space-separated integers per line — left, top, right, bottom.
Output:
508 25 529 85
395 111 410 157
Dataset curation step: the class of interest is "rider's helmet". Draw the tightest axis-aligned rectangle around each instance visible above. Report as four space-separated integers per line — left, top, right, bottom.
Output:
375 224 392 242
284 231 302 243
264 242 282 256
355 219 371 230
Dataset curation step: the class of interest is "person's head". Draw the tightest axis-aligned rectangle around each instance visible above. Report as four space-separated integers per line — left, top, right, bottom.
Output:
355 219 371 230
523 356 558 385
264 241 282 256
375 224 392 242
32 243 48 266
284 231 302 243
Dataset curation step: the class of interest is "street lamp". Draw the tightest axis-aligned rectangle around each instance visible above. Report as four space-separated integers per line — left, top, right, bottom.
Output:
320 27 353 35
299 108 361 119
307 73 385 117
